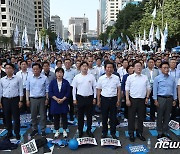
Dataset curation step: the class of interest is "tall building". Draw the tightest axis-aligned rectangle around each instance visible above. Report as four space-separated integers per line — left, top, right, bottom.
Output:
34 0 50 32
68 17 89 43
104 0 121 29
63 27 68 40
97 10 100 36
0 0 35 46
50 15 63 37
98 0 106 34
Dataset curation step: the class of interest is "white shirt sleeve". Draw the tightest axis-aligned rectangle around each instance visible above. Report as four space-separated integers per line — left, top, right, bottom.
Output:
92 76 97 98
71 76 77 100
178 78 180 85
125 76 130 91
96 77 102 89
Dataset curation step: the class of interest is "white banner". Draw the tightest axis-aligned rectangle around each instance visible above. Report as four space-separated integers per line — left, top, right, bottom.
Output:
169 120 179 130
77 137 97 146
101 138 121 147
21 139 38 154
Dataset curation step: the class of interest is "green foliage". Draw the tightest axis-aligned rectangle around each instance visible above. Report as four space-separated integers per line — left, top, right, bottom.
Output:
100 0 180 48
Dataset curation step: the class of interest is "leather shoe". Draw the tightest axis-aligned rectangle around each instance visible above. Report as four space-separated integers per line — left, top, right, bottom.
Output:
6 132 13 139
157 134 162 139
86 131 94 138
79 132 83 138
162 134 172 140
137 133 146 141
101 134 107 138
129 135 135 142
16 134 20 140
111 134 118 139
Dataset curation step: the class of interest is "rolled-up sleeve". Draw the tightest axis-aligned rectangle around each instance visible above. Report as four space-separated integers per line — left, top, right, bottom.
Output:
125 76 130 91
93 77 97 98
173 79 177 100
45 77 49 93
71 77 77 100
18 77 23 97
153 77 158 100
26 77 30 91
96 78 102 89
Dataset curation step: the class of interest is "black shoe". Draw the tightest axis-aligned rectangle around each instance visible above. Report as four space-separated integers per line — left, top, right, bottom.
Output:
30 130 38 137
79 132 83 138
41 131 46 137
101 134 107 138
157 134 162 139
162 134 172 140
16 134 20 140
86 131 94 138
137 133 146 141
111 134 118 139
129 135 135 142
6 132 13 139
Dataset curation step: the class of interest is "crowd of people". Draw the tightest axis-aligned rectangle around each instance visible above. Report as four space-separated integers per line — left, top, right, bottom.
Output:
0 49 179 142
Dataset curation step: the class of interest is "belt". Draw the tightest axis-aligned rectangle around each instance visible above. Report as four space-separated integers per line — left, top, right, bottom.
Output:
30 97 45 99
3 96 19 100
101 96 117 100
77 94 93 98
157 95 172 98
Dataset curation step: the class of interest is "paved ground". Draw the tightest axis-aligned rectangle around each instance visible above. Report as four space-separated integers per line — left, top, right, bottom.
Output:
0 119 179 154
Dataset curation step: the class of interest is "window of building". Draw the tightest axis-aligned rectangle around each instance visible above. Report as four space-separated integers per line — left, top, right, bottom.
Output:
38 6 41 9
38 10 41 13
1 7 6 12
38 1 41 5
35 15 37 18
39 24 42 27
2 15 6 19
1 0 5 4
2 22 7 27
39 15 42 18
3 30 7 34
35 24 37 27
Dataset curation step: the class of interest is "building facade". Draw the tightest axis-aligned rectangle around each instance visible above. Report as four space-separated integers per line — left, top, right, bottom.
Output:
0 0 35 47
68 17 89 43
50 15 63 37
98 0 106 35
34 0 50 32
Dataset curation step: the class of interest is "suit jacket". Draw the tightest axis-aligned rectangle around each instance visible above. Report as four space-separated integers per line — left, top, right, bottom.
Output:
0 70 6 78
49 78 70 114
142 68 159 87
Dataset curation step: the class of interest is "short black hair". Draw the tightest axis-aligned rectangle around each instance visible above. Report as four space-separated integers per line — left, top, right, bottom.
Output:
20 60 28 65
122 59 128 63
56 60 62 65
155 58 161 62
80 61 89 67
32 63 42 69
147 58 155 62
64 58 71 62
160 61 169 68
5 63 15 69
126 65 133 72
55 67 64 74
104 61 114 69
132 60 142 67
42 61 50 66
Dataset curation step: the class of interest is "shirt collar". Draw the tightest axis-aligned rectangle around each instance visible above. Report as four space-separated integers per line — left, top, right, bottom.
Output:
105 74 113 78
33 74 42 78
5 74 15 79
134 73 142 77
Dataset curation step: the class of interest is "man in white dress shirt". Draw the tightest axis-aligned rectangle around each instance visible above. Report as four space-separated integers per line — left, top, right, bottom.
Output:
126 61 151 142
117 59 128 82
97 61 121 139
72 61 96 138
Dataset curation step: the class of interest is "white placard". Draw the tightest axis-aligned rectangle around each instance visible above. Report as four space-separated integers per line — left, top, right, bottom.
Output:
143 122 156 128
21 139 38 154
168 120 179 130
101 138 121 147
77 137 97 146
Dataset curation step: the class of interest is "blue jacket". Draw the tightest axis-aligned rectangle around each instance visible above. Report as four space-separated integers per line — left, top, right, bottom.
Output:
49 79 71 114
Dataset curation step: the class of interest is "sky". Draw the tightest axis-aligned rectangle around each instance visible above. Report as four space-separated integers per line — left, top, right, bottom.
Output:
50 0 99 30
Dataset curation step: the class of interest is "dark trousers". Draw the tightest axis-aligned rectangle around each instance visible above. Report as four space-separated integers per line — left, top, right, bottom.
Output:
54 113 67 130
150 90 156 120
77 95 93 133
128 97 146 135
157 96 173 135
45 99 53 121
69 87 74 120
101 96 117 135
2 97 20 135
20 89 30 114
